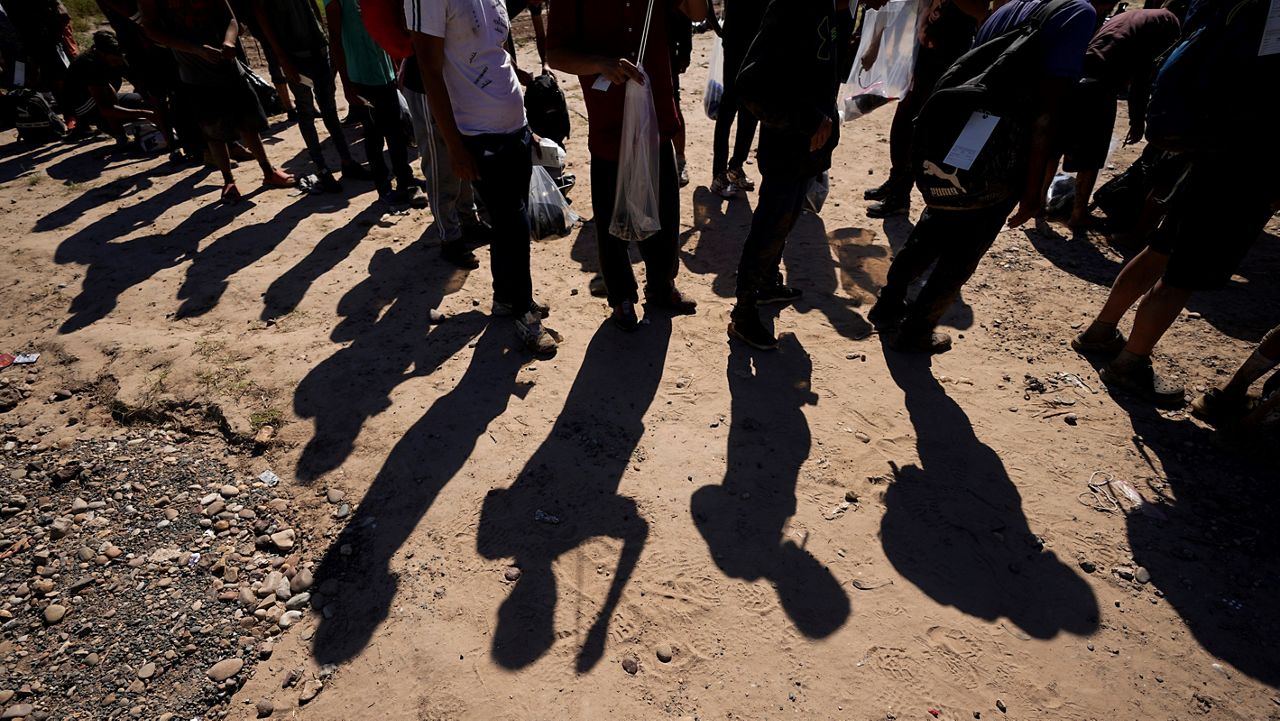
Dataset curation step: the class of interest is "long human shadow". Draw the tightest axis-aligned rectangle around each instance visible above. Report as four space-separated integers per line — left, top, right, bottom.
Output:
879 344 1099 638
782 214 875 341
691 334 851 639
1095 389 1280 685
476 316 670 672
0 137 85 184
261 204 385 321
174 194 352 319
293 240 472 482
57 193 250 334
310 319 530 665
1025 222 1280 343
46 167 210 242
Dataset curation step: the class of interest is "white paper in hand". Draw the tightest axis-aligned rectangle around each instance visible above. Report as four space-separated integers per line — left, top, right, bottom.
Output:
943 112 1001 171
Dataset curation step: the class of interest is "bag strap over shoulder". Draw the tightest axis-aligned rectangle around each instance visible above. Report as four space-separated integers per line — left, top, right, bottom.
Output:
1026 0 1081 31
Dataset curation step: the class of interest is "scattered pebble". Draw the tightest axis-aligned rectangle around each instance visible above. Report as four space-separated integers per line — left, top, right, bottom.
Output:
622 655 639 675
207 657 244 683
655 644 673 663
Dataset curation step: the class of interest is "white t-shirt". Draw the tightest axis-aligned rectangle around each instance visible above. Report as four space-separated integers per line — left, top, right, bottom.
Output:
405 0 527 136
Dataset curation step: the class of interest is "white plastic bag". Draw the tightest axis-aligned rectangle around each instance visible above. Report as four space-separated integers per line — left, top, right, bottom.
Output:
1045 173 1076 216
532 136 566 170
704 35 725 120
803 172 830 214
609 66 662 242
529 165 580 240
839 0 922 122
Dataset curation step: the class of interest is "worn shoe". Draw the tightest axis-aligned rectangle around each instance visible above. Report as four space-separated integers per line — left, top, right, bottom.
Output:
890 329 953 354
1071 327 1128 357
611 301 640 332
726 167 755 192
515 310 559 355
867 195 910 219
493 297 550 318
341 161 373 180
728 310 779 350
756 283 803 305
399 184 428 209
646 287 698 315
867 297 907 329
1099 355 1185 408
442 241 480 270
864 178 897 201
711 172 739 199
678 159 690 188
588 274 609 298
1190 388 1256 427
317 171 343 194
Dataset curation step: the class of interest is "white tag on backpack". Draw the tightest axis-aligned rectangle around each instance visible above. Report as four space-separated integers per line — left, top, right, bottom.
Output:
14 61 25 87
1260 0 1280 56
943 112 1000 171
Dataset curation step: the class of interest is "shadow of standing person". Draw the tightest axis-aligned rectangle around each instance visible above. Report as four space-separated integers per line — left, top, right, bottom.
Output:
310 320 531 665
477 316 672 673
879 345 1099 639
691 334 850 639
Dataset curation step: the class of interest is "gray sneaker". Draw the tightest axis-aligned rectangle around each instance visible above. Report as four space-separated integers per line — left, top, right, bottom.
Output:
515 310 558 355
711 172 739 199
725 167 755 192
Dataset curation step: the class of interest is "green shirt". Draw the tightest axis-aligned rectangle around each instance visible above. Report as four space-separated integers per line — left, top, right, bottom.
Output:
325 0 395 85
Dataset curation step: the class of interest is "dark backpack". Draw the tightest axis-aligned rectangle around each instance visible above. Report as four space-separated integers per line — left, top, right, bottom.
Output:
1145 0 1269 153
912 0 1074 211
12 88 67 145
524 73 571 146
239 60 284 117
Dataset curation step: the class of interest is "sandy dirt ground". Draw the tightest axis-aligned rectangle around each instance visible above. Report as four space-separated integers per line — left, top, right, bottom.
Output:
2 28 1279 721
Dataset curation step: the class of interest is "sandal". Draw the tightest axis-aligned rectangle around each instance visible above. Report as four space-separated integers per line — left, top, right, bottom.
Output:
262 169 295 189
221 183 242 205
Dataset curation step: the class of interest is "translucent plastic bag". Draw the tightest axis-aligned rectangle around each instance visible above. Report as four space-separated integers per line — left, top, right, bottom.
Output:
803 172 830 214
529 164 581 241
609 66 662 242
839 0 921 122
704 35 725 120
1045 173 1076 216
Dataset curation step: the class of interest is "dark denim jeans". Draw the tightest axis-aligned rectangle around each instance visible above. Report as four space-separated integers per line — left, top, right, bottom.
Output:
461 127 534 316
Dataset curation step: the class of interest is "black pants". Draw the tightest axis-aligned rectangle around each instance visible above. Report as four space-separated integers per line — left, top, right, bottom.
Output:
590 141 681 308
461 128 534 316
887 46 963 184
735 172 809 306
351 81 413 194
289 52 351 173
878 199 1017 334
712 44 758 177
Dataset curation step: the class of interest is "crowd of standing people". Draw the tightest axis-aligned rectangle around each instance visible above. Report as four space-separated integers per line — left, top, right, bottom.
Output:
0 0 1277 426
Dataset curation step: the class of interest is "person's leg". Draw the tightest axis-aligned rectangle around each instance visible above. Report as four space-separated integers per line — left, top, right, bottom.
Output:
370 83 414 189
352 83 391 195
288 78 328 173
728 107 757 171
712 60 738 178
301 54 356 167
640 141 694 311
464 129 554 352
1076 246 1170 347
868 208 950 325
1223 325 1280 397
1119 280 1193 357
1070 169 1100 226
728 169 808 348
406 87 475 265
590 154 641 311
898 203 1010 334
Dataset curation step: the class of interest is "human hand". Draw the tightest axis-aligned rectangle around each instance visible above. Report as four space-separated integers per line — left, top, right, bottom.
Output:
448 142 480 182
810 116 833 152
1007 195 1044 228
596 57 643 86
1124 121 1144 146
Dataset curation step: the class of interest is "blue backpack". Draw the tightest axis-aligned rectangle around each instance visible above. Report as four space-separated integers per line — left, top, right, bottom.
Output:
1145 0 1273 152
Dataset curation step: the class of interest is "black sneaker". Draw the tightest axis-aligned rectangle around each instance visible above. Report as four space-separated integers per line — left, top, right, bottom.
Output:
317 171 343 194
867 195 910 219
589 275 609 298
864 178 900 202
493 297 550 318
1100 357 1185 408
756 284 803 306
341 161 373 180
442 241 480 270
889 329 952 355
867 297 907 329
612 301 640 332
397 185 428 209
728 310 779 350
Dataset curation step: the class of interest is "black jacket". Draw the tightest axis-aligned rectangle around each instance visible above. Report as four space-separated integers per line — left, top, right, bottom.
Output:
736 0 842 180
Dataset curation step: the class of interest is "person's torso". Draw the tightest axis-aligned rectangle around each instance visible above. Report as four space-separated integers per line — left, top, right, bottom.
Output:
333 0 395 84
724 0 768 52
438 0 525 134
65 53 121 114
261 0 328 56
1083 9 1180 85
973 0 1096 79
